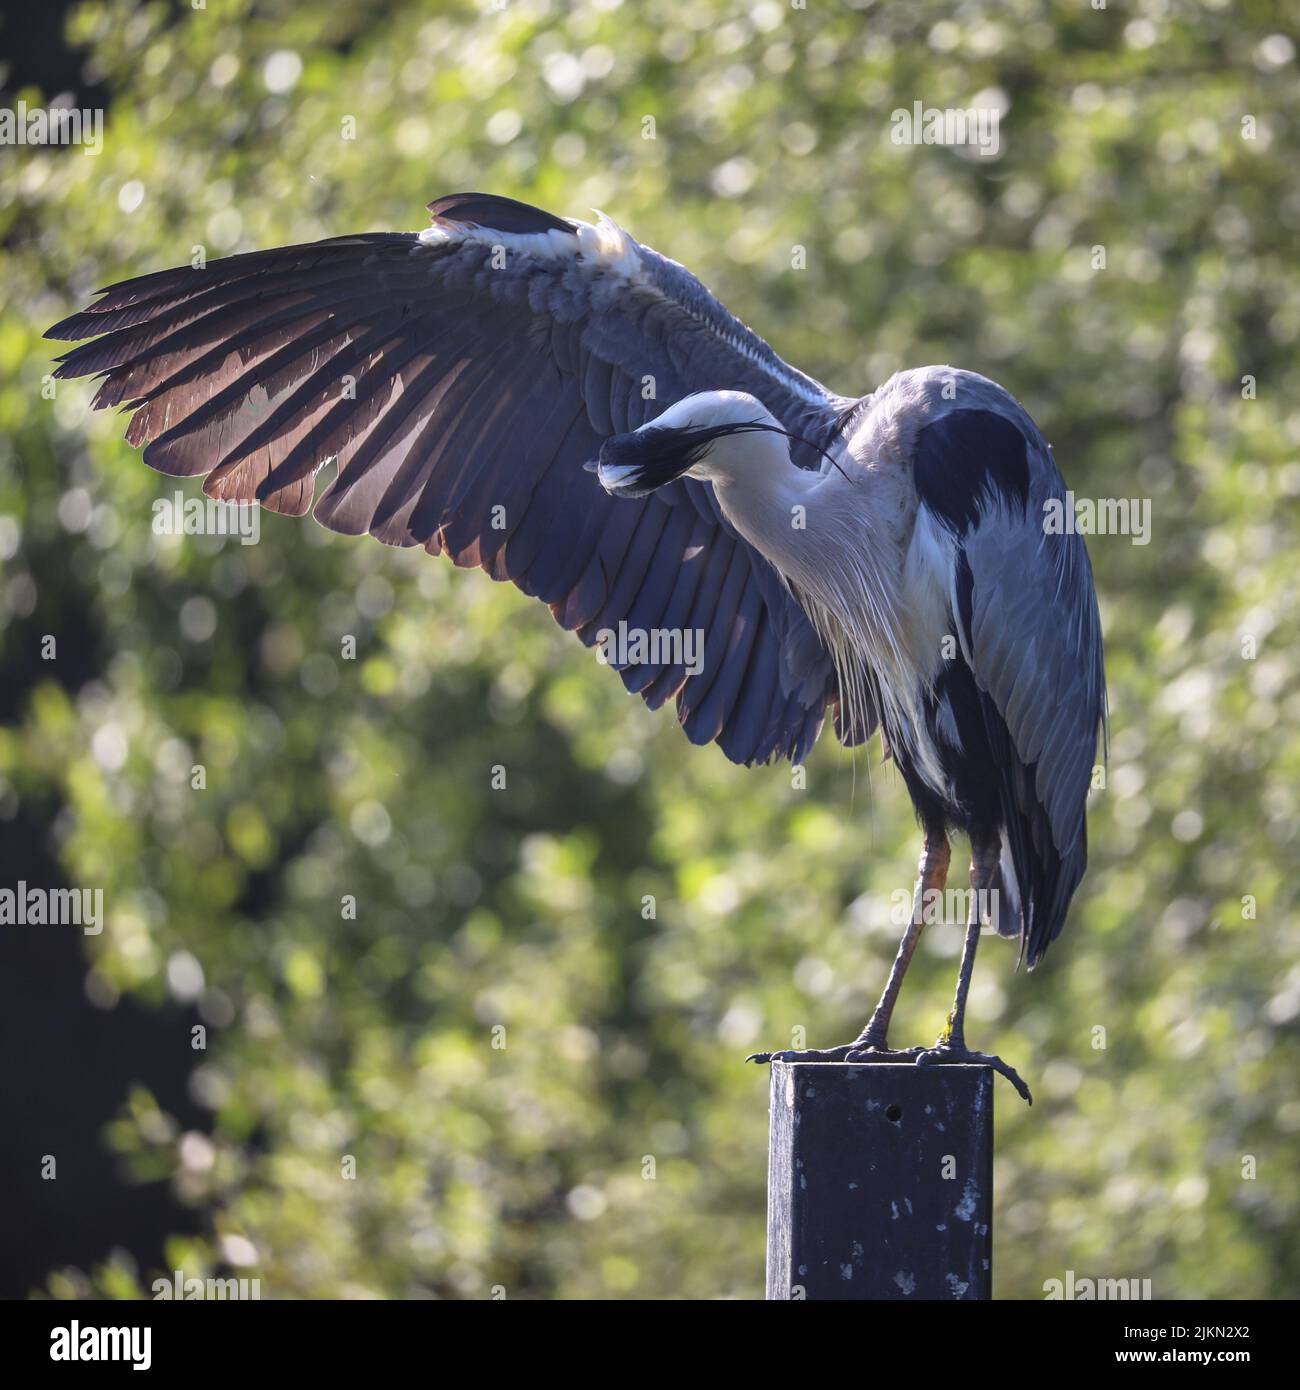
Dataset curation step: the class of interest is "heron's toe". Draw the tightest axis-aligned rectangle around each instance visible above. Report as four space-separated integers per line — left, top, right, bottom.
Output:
914 1043 1034 1106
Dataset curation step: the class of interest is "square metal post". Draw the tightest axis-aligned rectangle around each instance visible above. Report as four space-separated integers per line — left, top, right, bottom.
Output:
765 1060 994 1300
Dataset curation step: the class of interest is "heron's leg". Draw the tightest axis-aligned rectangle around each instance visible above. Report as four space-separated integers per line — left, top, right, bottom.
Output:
850 829 951 1051
942 839 997 1049
915 836 1033 1105
747 829 949 1066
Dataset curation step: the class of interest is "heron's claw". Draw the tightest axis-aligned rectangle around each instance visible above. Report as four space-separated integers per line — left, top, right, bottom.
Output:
915 1042 1033 1105
746 1043 926 1065
746 1045 858 1064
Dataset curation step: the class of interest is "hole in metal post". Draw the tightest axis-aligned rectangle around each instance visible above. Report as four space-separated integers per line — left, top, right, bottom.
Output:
885 1104 903 1123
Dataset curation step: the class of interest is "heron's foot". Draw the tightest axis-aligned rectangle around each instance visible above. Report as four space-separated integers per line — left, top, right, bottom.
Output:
746 1042 927 1065
915 1040 1033 1106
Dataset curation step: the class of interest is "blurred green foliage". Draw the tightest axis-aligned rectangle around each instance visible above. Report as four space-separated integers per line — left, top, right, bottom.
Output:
2 0 1298 1299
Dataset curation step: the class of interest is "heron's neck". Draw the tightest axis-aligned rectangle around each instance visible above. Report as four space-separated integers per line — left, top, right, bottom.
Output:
695 429 820 511
707 438 938 779
703 438 862 600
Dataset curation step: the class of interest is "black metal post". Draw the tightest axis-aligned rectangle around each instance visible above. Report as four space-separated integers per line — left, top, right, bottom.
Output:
765 1060 994 1300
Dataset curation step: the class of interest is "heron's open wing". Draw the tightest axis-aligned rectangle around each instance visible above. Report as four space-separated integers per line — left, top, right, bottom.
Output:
46 192 856 764
914 407 1107 964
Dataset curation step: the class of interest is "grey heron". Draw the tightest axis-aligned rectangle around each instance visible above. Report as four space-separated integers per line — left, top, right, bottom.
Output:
46 192 1107 1104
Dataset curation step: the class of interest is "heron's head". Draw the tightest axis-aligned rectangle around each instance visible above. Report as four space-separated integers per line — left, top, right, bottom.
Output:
591 391 793 498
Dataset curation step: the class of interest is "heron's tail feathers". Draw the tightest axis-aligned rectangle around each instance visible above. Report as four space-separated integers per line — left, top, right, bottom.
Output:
1000 822 1089 970
992 831 1022 943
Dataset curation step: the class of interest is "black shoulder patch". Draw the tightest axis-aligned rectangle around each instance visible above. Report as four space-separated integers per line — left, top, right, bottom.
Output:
426 192 576 238
913 408 1031 534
